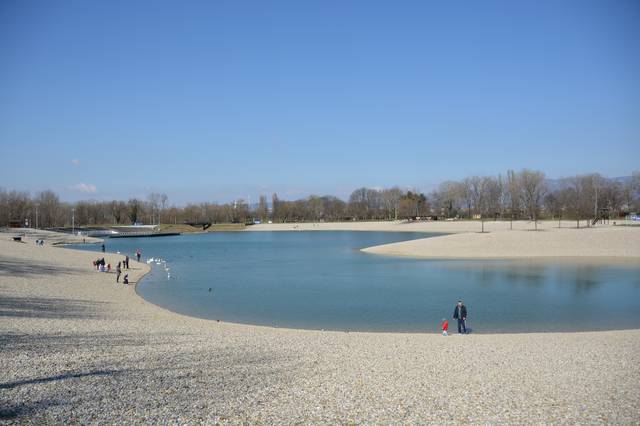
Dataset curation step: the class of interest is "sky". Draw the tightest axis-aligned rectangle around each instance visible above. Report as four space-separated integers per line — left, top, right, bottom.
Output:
1 0 639 204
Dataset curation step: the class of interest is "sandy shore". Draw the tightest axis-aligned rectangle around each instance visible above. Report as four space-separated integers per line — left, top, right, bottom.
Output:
1 236 639 423
362 225 640 262
248 218 633 233
250 220 640 261
0 227 103 245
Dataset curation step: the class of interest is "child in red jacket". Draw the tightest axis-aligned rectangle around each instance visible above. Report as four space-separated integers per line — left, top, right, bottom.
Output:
441 318 449 336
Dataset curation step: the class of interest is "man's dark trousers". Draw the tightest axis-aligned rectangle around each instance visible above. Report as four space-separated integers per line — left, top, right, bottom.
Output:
457 319 467 334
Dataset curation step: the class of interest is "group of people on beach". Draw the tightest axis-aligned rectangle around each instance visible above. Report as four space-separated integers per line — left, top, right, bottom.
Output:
115 261 128 284
115 254 134 284
441 300 469 335
93 257 110 272
91 247 143 286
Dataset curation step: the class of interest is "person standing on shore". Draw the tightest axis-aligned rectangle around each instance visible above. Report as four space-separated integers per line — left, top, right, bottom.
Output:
452 300 468 334
101 243 105 252
116 262 122 283
125 255 129 269
136 249 141 262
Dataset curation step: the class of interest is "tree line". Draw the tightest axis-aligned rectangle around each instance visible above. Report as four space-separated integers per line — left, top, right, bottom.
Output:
1 170 639 228
430 170 640 225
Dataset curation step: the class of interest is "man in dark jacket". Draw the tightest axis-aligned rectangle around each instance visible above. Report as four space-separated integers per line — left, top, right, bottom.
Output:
453 300 468 334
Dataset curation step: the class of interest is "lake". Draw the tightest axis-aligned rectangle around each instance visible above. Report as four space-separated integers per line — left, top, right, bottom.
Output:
72 231 640 333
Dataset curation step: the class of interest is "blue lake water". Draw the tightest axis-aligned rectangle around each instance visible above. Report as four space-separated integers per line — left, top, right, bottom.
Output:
72 231 640 333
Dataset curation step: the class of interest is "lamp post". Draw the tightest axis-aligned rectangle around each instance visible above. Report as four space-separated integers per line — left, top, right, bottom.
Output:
594 182 599 225
72 208 75 235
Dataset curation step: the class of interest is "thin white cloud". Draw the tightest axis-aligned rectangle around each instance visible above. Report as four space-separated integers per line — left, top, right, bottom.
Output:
72 183 97 193
285 189 306 198
71 159 80 166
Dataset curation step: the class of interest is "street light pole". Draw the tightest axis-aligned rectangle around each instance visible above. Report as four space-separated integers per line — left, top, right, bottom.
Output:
594 182 598 224
72 208 75 235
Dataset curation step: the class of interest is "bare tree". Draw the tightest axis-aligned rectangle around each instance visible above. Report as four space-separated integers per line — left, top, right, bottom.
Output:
518 169 546 230
431 181 464 219
629 171 640 213
232 199 249 223
397 191 428 219
128 199 141 224
485 176 504 220
325 196 347 220
563 176 590 228
111 201 121 224
595 179 624 221
506 170 520 229
271 193 280 222
381 187 402 220
468 176 488 231
544 192 562 227
461 178 473 219
257 195 268 221
147 193 162 225
35 190 61 228
306 196 323 221
348 188 369 220
477 176 504 231
468 176 486 219
591 174 602 223
0 190 31 226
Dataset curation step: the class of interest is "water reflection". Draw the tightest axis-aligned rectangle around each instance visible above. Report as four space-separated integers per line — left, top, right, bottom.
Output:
564 266 601 294
446 261 607 293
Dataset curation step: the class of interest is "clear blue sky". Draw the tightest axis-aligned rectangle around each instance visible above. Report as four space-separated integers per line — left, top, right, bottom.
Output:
1 0 638 204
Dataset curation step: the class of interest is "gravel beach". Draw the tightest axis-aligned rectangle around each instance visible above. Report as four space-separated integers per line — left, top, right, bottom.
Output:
252 220 640 261
1 233 639 424
361 224 640 261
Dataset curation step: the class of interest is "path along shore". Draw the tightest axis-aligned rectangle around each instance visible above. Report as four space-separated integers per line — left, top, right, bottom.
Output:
1 227 639 423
